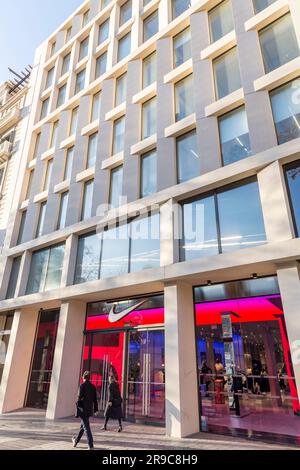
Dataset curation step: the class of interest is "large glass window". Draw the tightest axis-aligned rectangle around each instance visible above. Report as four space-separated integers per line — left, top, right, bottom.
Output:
113 116 125 154
120 0 132 26
173 28 191 68
62 52 71 76
32 133 41 160
57 191 69 230
75 232 102 284
219 106 251 165
79 37 89 62
57 84 67 107
181 178 266 260
172 0 191 19
118 33 131 61
143 52 156 89
43 159 53 191
130 212 160 272
26 169 35 200
175 75 194 122
26 244 64 294
100 224 130 278
86 133 98 168
259 14 299 74
98 19 110 45
91 91 101 122
6 256 22 299
110 166 123 208
36 201 47 238
176 129 200 183
40 98 50 120
81 179 94 221
213 48 241 100
69 106 79 136
142 97 156 139
141 149 157 197
82 9 90 27
75 69 86 94
270 78 300 145
253 0 277 13
45 67 54 90
95 52 107 78
284 160 300 237
209 0 234 43
115 73 127 106
50 120 59 148
17 210 27 245
64 146 74 181
143 11 158 42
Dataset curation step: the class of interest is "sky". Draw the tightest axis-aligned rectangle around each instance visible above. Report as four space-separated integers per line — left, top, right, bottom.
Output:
0 0 83 83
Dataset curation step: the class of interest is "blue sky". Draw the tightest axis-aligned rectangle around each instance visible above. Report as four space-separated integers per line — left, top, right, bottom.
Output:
0 0 83 83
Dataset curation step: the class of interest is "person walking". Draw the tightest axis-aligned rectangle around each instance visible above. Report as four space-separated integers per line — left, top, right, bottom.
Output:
72 371 98 450
102 375 123 432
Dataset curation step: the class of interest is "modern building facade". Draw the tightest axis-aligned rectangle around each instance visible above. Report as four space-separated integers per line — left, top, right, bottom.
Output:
1 0 300 445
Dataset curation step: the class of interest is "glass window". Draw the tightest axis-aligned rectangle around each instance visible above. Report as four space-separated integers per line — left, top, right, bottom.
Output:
6 256 22 299
141 150 157 197
50 41 56 57
75 69 86 94
112 116 125 154
57 191 69 230
95 52 107 78
82 9 90 27
64 147 74 181
120 0 132 26
176 129 200 183
172 0 191 19
45 67 54 89
254 0 281 14
209 0 234 43
17 210 27 245
259 14 299 74
142 97 156 139
213 47 241 100
118 32 131 61
79 37 89 62
32 133 41 160
57 84 67 107
143 52 156 89
74 232 102 284
143 11 158 42
130 213 160 272
115 73 127 106
40 97 50 120
285 160 300 237
102 0 110 8
219 106 251 165
81 179 94 220
26 244 64 294
110 166 123 208
270 78 300 145
62 52 71 76
50 120 59 148
43 159 53 191
173 27 191 68
36 201 47 238
175 74 194 122
100 224 130 278
66 26 72 43
70 106 79 136
26 170 35 200
91 91 101 122
86 133 98 168
98 19 110 44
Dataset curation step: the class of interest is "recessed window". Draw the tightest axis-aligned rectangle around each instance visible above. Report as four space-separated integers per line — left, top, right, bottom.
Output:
270 78 300 145
102 0 110 8
91 91 101 122
81 179 94 221
110 166 123 208
95 52 107 78
213 47 241 100
69 106 79 136
175 74 194 122
32 133 41 160
75 69 86 94
86 133 98 168
26 170 35 200
141 149 157 197
284 159 300 237
50 41 56 57
219 106 251 165
26 244 65 294
36 201 47 238
65 26 72 43
82 9 90 27
208 0 234 43
40 97 50 120
57 191 69 230
62 52 71 76
115 73 127 106
259 14 299 74
79 37 89 62
143 52 156 89
143 11 158 42
118 32 131 61
172 0 191 20
50 120 59 148
64 147 74 181
45 67 55 89
57 84 67 107
253 0 277 14
6 256 22 300
142 97 156 139
98 19 110 44
173 27 191 68
176 130 199 183
43 159 53 191
17 210 27 245
113 116 125 154
120 0 132 26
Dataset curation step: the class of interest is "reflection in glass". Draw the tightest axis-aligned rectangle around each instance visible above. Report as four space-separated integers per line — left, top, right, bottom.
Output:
96 53 107 78
57 191 69 230
118 33 131 61
173 27 191 68
100 224 130 279
75 232 102 284
75 69 86 94
86 133 98 168
130 213 160 272
253 0 277 13
141 150 157 197
175 74 194 122
143 52 156 89
61 53 71 76
176 130 199 183
91 92 101 122
110 166 123 208
209 0 234 43
120 0 132 26
172 0 191 19
64 147 74 181
6 256 21 299
79 37 89 62
57 84 67 107
115 73 127 106
113 117 125 155
99 19 110 45
270 78 300 145
142 97 156 139
81 179 94 220
26 244 64 294
36 201 47 238
70 107 79 136
219 106 251 165
143 11 158 42
213 48 241 100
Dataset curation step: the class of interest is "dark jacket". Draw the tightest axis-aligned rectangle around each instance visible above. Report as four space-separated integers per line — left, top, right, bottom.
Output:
77 380 98 418
104 381 123 420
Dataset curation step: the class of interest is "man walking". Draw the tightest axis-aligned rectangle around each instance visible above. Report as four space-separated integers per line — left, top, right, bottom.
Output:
72 371 98 450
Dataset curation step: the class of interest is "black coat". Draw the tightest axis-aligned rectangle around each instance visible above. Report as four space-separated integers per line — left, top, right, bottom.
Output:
104 381 123 420
77 380 98 418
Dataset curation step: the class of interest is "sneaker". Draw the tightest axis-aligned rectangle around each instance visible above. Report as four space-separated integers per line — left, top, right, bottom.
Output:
72 437 77 448
118 426 123 433
101 425 107 431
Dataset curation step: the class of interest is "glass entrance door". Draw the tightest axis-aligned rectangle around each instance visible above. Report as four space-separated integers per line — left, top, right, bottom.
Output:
126 329 165 424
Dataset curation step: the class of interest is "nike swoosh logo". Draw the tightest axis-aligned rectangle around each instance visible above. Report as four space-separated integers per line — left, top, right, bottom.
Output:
108 300 147 323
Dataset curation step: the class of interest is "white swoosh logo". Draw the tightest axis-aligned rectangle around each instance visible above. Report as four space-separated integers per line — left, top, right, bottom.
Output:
108 300 147 323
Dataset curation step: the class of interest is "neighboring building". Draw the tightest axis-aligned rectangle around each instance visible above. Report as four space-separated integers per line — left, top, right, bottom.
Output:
1 0 300 445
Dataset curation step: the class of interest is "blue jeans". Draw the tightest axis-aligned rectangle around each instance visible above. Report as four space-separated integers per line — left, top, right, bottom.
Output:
76 416 94 449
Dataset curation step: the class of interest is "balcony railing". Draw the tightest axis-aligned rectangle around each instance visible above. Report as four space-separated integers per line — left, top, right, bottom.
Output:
0 140 12 164
0 107 20 134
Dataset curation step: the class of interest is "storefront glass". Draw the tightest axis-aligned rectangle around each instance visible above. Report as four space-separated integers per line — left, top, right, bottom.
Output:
194 278 300 443
0 313 14 385
83 295 165 424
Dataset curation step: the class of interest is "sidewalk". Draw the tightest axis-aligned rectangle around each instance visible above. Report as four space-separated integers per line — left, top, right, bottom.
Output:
0 410 298 451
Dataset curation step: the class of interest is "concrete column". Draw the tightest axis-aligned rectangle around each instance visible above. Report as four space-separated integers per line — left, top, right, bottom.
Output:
0 308 39 413
164 281 199 438
46 301 86 419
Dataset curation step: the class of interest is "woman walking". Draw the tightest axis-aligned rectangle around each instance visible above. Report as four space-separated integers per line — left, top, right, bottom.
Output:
102 375 123 432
